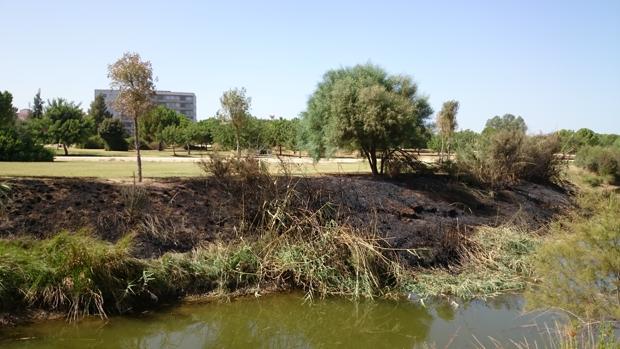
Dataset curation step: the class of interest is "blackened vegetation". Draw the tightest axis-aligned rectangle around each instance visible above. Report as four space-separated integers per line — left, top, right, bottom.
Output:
0 172 571 267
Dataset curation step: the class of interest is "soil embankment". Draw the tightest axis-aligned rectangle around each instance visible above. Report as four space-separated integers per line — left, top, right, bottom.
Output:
1 175 572 264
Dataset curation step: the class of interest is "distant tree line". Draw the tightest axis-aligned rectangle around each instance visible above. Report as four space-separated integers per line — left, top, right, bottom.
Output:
2 60 618 179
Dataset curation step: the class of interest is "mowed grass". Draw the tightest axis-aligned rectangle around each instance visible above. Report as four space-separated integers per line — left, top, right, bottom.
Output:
0 161 371 178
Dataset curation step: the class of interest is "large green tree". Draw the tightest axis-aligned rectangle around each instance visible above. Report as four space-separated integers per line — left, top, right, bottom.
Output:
88 94 113 128
302 63 432 175
44 99 93 155
108 52 156 182
219 87 251 158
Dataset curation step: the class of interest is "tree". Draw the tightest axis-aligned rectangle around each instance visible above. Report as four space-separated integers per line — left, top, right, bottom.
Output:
88 94 113 128
267 117 297 155
98 118 128 151
161 124 185 156
219 87 251 158
140 105 185 150
108 52 156 182
43 99 93 155
32 89 44 118
436 100 459 162
482 114 527 135
0 91 17 128
302 63 432 175
574 128 598 148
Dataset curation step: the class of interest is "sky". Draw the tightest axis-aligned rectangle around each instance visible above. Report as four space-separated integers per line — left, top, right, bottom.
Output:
1 0 619 133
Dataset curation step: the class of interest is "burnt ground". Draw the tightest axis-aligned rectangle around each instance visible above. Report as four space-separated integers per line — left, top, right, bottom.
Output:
0 175 573 264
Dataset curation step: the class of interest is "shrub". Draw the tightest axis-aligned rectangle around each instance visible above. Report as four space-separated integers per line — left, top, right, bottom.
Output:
81 135 105 149
521 134 563 183
98 118 129 151
457 131 562 187
575 146 620 183
0 127 53 161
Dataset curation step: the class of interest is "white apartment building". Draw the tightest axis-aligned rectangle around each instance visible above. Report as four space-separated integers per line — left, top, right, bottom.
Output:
94 89 197 131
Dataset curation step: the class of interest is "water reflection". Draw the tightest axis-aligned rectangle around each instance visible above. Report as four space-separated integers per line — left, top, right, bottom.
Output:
0 293 563 349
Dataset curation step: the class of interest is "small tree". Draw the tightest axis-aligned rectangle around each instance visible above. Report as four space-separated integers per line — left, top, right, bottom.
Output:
88 94 113 128
108 52 156 182
219 87 251 158
436 100 459 163
32 89 44 118
140 105 184 150
44 99 92 155
161 124 184 156
98 118 128 151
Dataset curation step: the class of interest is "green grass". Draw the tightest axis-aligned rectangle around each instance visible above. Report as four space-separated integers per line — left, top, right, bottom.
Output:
51 147 217 158
0 161 370 178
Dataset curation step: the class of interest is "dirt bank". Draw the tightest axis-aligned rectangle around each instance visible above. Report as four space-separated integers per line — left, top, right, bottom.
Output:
0 175 572 263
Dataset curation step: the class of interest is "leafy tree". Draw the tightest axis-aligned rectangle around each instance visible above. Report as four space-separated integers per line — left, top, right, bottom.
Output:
160 124 185 156
219 87 251 158
452 129 479 152
98 118 128 151
436 100 459 162
482 114 527 135
302 63 432 175
140 105 185 150
193 119 216 147
574 128 598 148
267 117 297 155
88 94 113 128
32 89 44 118
108 52 156 182
0 91 17 128
44 99 93 155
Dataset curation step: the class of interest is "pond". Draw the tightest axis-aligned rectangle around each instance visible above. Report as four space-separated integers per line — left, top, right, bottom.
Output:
0 293 565 348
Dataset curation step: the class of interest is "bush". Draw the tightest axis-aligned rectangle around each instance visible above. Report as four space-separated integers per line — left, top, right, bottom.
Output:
0 127 54 161
81 135 105 149
98 118 129 151
521 134 563 183
457 131 562 187
575 146 620 183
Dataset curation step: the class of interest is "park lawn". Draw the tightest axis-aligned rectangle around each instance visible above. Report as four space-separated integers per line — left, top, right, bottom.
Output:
0 161 371 178
49 147 216 158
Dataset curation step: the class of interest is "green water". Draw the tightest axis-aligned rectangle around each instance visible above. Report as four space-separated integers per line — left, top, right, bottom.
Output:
0 293 564 348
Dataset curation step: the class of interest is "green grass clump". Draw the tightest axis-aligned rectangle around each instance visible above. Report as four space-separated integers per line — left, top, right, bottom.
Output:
405 226 539 301
0 232 147 320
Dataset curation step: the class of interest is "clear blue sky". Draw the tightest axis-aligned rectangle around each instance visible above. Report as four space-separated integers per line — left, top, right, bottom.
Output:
2 0 619 133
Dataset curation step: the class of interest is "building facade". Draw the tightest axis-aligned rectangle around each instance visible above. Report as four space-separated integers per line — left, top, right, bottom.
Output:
94 89 197 131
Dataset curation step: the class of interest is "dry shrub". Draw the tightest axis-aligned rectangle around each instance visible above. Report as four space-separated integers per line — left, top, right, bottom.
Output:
521 134 563 183
119 181 149 220
457 131 563 188
199 153 270 185
383 150 430 178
